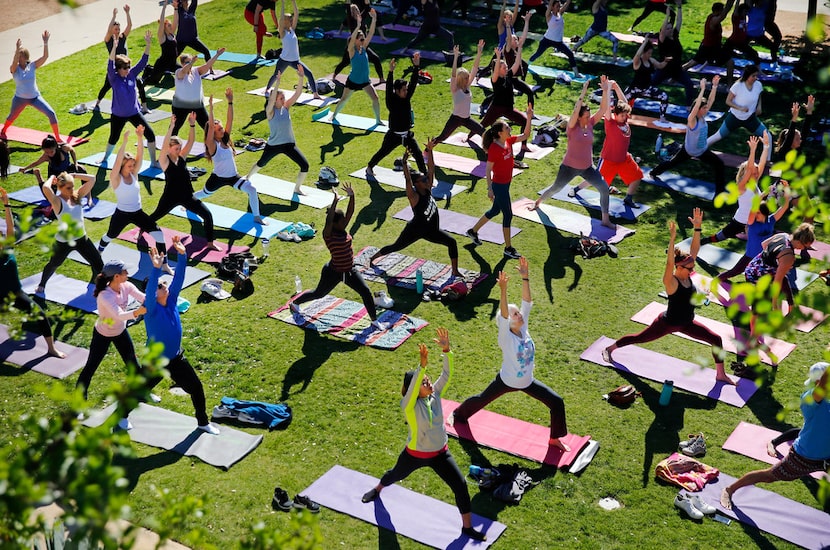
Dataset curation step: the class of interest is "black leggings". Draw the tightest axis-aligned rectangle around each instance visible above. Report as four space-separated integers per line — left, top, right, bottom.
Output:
368 131 426 173
39 236 103 288
293 263 378 320
76 328 138 399
631 0 674 29
652 146 726 192
13 292 52 338
171 106 209 135
454 373 568 439
108 113 157 146
379 448 471 514
147 352 209 425
177 38 212 63
434 115 484 144
480 104 528 131
528 38 578 69
615 312 724 364
406 24 454 51
98 74 147 104
334 47 384 81
707 217 745 244
256 142 309 172
377 221 459 260
149 193 215 242
101 208 166 254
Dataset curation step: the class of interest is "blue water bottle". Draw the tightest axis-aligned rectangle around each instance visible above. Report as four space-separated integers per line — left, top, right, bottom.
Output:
659 380 674 406
469 465 492 477
415 269 424 294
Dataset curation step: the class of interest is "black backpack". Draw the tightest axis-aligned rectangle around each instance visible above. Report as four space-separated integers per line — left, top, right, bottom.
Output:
218 252 257 280
492 464 538 504
570 233 618 259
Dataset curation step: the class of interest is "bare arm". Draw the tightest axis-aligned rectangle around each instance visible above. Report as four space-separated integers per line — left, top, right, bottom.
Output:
33 31 49 69
266 72 281 119
517 11 531 48
705 75 720 111
160 117 175 171
449 45 459 92
591 75 610 125
469 39 484 83
632 40 648 69
111 131 130 188
158 4 168 43
104 9 117 43
402 149 418 207
205 95 216 156
9 39 21 74
688 207 703 260
688 79 706 127
510 43 523 75
176 56 193 79
497 271 510 319
497 0 508 33
278 0 286 36
425 138 436 188
181 111 197 157
663 220 679 293
365 8 377 43
1 188 12 240
569 79 590 128
74 173 96 198
491 47 502 84
517 256 530 303
38 172 62 214
124 4 133 37
224 87 234 134
290 0 299 30
756 130 769 176
518 103 533 142
322 189 339 238
197 47 224 75
343 182 355 225
19 152 48 173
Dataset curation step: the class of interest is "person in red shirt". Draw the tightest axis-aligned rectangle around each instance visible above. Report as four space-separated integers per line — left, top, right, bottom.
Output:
466 104 533 260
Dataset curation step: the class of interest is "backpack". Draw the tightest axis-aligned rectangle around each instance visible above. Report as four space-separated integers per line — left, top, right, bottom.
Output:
305 27 325 40
532 124 560 147
417 70 433 84
570 233 618 259
284 222 316 240
492 466 537 504
606 384 639 406
317 166 340 188
316 78 335 95
264 48 282 60
218 252 257 280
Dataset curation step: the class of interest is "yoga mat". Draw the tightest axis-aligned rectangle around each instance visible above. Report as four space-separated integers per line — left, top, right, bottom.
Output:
431 150 521 179
325 29 398 44
442 399 593 469
209 50 276 66
380 23 420 34
144 86 221 107
144 137 206 158
0 213 45 243
581 336 757 407
527 64 593 84
118 227 250 265
440 15 486 28
353 246 488 291
511 197 635 244
686 63 794 83
249 173 335 208
76 153 165 180
323 73 387 92
632 98 723 122
808 240 830 263
611 31 655 44
201 69 231 81
393 206 520 245
642 167 716 200
19 273 98 313
268 295 428 350
8 185 117 220
443 132 555 161
83 402 262 470
302 465 506 549
692 242 818 289
69 242 211 289
388 48 471 63
680 474 830 550
544 185 651 220
722 421 826 480
0 323 87 379
81 100 172 123
712 150 747 169
245 87 340 108
2 126 87 147
561 51 631 67
348 167 468 199
630 301 794 366
474 77 541 94
311 107 388 134
167 202 291 238
628 115 686 134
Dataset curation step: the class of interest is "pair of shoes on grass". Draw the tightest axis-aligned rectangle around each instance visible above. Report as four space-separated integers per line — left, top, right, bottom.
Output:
272 487 320 513
679 433 706 457
674 493 717 520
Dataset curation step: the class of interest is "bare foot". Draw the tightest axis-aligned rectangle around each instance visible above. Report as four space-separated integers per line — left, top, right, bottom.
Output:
528 200 540 211
313 94 322 101
162 263 175 276
720 488 733 510
716 374 737 386
549 438 571 452
766 440 780 458
293 187 306 196
206 241 222 251
601 220 616 230
47 348 67 359
254 216 268 226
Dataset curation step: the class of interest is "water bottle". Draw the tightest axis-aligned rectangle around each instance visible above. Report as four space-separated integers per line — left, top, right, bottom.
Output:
415 269 424 294
261 238 270 257
654 133 663 155
659 380 674 406
242 258 250 276
469 465 493 477
294 275 302 294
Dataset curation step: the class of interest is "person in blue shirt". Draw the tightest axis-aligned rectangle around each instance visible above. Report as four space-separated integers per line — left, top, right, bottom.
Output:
145 237 219 435
721 362 830 509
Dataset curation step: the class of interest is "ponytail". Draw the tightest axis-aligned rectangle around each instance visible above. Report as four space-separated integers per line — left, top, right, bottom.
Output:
93 273 114 297
482 121 506 149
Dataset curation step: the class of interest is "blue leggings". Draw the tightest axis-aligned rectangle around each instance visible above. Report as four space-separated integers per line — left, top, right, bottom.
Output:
5 94 58 125
483 182 513 227
707 112 768 151
267 59 316 94
539 163 610 216
528 38 578 70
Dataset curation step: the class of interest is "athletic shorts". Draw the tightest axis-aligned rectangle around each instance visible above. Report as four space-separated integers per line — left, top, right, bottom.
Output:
599 154 644 186
771 447 828 481
344 77 371 91
692 43 724 65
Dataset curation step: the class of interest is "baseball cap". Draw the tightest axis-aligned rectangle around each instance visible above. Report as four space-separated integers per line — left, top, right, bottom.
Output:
804 362 829 386
102 260 126 277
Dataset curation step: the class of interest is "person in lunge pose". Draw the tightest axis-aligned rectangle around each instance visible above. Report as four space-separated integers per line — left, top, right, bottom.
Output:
19 135 85 179
265 0 321 99
150 114 221 251
145 239 220 435
653 0 696 107
602 208 736 385
434 42 486 145
175 0 212 63
333 3 384 83
289 183 388 332
721 362 829 510
195 89 266 225
479 47 533 163
527 0 581 77
630 0 674 32
572 0 619 63
361 327 487 543
370 144 462 278
94 6 150 116
330 10 382 127
2 32 61 140
142 2 179 87
625 40 671 122
366 53 426 177
244 0 278 59
170 48 224 135
35 171 103 294
707 64 768 152
465 104 533 260
246 69 309 196
404 0 454 53
449 257 572 451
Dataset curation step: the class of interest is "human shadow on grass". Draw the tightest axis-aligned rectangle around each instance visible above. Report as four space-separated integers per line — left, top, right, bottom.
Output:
349 174 405 236
540 225 582 299
279 329 360 401
115 449 185 492
318 124 372 163
70 108 109 140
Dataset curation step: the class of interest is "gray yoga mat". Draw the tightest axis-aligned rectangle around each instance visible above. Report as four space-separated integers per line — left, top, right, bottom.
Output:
544 185 651 220
83 403 263 470
19 273 99 313
393 205 520 245
82 99 172 123
8 185 117 220
0 324 87 379
643 168 716 201
511 197 635 245
248 173 333 209
348 167 467 199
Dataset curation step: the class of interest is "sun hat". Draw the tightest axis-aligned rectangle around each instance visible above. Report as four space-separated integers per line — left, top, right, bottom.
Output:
102 260 126 277
804 362 829 386
201 278 231 300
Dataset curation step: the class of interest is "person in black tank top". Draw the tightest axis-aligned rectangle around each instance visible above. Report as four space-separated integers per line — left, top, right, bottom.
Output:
369 144 462 278
148 114 220 250
143 3 180 87
603 208 736 385
94 7 149 113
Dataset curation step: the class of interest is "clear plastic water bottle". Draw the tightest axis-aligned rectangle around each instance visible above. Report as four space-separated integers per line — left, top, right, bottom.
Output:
261 238 270 257
294 275 302 294
655 133 663 155
659 380 674 406
242 258 250 276
415 269 424 294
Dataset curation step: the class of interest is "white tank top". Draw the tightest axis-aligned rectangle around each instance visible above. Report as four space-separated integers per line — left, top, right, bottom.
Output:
212 141 238 178
173 66 204 109
55 196 86 242
114 174 142 212
452 87 472 118
281 29 300 62
544 14 565 42
734 184 758 223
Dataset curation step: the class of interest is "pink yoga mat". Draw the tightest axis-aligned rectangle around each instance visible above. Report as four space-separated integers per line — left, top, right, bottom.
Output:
118 227 250 265
0 324 87 379
4 126 87 147
443 132 555 161
432 150 522 179
581 336 757 407
393 206 521 245
442 399 591 468
630 301 795 365
722 421 826 480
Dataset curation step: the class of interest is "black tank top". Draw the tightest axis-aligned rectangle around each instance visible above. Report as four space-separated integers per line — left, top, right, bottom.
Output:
48 150 71 177
411 191 438 229
106 35 128 56
665 276 696 325
159 35 179 70
631 59 655 89
164 155 195 196
492 74 515 108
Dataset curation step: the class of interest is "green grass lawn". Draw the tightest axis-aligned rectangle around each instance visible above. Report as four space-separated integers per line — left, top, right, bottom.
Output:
1 0 828 547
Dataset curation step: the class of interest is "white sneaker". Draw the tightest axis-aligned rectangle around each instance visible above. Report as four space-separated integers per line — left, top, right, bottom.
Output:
149 393 162 403
674 494 704 520
371 319 389 331
117 418 133 431
688 494 717 515
198 423 221 435
374 291 395 308
277 231 294 242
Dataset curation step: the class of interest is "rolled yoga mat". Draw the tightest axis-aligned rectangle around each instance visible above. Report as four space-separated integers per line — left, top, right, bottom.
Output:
393 205 521 245
511 197 635 245
0 323 87 379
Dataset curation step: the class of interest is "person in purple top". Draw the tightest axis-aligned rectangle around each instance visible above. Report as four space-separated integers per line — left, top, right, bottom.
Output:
94 6 149 115
101 30 159 169
175 0 212 63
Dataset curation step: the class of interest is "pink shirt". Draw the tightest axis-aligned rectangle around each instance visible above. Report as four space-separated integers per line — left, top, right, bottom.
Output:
95 282 145 337
563 121 595 170
600 117 632 163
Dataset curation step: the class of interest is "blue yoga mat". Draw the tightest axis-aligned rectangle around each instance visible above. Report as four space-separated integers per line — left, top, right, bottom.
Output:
643 168 716 201
543 186 651 220
528 64 593 84
167 202 291 238
77 154 165 181
209 50 276 66
8 185 117 220
311 107 388 134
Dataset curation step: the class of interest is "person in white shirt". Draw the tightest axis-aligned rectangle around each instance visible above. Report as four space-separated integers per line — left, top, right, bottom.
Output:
707 64 768 153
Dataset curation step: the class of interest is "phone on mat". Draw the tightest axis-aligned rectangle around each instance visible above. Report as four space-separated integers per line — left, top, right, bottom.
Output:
713 513 732 525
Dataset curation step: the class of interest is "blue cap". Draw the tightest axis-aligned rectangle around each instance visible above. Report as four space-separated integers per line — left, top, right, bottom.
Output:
102 260 126 277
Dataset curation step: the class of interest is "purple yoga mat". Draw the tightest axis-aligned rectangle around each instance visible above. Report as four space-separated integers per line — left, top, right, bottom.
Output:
0 324 87 379
302 465 506 549
511 198 636 245
432 151 522 179
393 206 521 245
580 336 758 407
722 421 826 480
680 473 830 550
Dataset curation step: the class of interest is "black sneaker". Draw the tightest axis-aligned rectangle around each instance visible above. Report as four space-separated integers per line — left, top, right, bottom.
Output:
623 196 639 208
462 526 487 541
293 494 320 513
361 488 379 503
272 487 292 511
513 159 529 169
503 247 521 259
465 228 482 246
